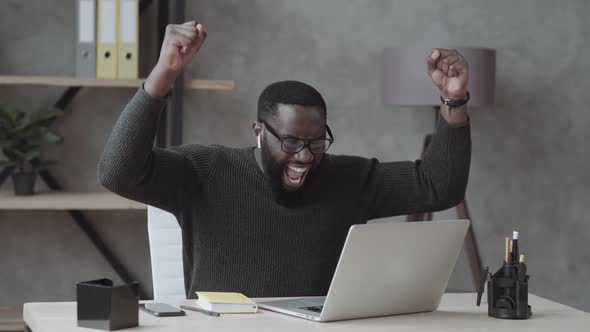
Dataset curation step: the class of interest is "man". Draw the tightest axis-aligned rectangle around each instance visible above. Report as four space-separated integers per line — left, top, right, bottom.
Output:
98 21 471 298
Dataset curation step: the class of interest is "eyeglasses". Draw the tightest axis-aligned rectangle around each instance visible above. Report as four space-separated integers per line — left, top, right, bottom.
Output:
261 120 334 154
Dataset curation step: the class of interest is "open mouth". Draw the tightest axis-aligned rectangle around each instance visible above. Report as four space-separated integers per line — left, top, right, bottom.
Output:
282 164 310 189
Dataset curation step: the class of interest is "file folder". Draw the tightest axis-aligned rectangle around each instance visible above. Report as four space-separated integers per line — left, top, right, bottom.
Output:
117 0 139 79
96 0 118 78
76 0 96 77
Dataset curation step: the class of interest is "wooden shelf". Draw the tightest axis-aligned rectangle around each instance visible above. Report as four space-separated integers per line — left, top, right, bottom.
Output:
0 75 234 91
0 191 146 210
0 305 23 332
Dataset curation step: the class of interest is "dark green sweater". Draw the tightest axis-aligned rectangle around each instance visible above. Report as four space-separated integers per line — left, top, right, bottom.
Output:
97 87 471 298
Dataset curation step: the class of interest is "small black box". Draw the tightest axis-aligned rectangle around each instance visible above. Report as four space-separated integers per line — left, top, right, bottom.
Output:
77 278 139 330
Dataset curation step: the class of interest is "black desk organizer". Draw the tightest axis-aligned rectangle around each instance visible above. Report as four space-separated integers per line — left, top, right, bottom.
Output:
477 263 532 319
77 278 139 330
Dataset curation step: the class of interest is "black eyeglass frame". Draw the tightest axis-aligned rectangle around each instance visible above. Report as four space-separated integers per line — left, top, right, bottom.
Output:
260 120 335 154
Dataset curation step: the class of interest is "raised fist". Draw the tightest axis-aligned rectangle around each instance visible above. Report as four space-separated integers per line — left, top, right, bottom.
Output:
427 49 468 99
157 21 207 73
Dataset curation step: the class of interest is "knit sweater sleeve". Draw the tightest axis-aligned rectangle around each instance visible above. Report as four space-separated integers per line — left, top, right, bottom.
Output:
365 118 471 219
97 87 213 214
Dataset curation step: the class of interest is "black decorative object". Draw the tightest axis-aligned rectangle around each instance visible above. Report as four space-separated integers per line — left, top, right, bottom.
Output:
77 278 139 330
484 263 532 319
477 233 532 319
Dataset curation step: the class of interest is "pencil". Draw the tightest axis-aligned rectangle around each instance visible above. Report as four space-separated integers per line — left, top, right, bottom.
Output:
518 254 526 282
180 305 220 317
505 237 510 263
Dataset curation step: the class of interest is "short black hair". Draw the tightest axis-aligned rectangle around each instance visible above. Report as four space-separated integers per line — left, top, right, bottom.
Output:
257 80 327 122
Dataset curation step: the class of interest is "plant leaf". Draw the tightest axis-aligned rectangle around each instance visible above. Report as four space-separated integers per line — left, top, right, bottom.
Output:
0 103 20 124
27 107 64 128
43 128 64 144
2 149 21 161
23 150 41 161
0 160 16 168
0 117 12 133
0 105 63 167
0 139 13 148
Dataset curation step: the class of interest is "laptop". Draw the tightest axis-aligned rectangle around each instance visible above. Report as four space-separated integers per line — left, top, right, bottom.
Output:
257 219 470 322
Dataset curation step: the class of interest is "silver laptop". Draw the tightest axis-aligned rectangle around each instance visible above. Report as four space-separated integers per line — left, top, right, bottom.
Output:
257 219 470 322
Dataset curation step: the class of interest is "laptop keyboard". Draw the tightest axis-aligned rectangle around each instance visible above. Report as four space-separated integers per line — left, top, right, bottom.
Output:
299 305 323 313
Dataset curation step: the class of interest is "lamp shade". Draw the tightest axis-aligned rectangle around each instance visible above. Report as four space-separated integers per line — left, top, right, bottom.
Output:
382 47 495 107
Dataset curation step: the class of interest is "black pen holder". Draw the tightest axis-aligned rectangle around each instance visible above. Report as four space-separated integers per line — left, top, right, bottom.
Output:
484 264 532 319
77 278 139 330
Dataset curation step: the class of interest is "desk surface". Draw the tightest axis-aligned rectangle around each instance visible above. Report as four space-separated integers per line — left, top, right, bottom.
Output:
23 293 589 332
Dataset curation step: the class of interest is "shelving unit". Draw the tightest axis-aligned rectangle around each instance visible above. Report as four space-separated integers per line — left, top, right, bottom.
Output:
0 75 234 90
0 0 231 301
0 305 22 332
0 191 146 210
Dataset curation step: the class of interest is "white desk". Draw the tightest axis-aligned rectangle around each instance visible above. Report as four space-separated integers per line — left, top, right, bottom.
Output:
23 293 589 332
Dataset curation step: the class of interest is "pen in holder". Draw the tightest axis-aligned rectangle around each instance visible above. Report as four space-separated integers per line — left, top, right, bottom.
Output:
477 232 532 319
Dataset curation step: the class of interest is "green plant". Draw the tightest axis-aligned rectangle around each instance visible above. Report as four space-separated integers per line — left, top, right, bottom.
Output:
0 103 64 174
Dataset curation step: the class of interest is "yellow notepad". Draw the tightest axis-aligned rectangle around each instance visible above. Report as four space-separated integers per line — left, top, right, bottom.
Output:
195 292 258 314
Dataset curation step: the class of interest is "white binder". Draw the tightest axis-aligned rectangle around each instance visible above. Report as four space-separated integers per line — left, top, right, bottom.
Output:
76 0 96 77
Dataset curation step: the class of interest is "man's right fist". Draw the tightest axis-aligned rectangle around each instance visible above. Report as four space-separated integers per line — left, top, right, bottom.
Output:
157 21 207 73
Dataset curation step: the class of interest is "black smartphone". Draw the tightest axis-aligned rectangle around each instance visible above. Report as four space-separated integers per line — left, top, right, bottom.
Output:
139 303 186 317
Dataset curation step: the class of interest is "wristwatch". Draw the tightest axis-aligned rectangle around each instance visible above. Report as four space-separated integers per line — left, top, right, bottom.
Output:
440 91 470 108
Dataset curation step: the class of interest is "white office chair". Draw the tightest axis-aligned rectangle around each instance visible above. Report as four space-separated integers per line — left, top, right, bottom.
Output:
147 206 186 300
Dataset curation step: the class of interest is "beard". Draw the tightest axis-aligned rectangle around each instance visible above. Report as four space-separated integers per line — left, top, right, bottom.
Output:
260 142 284 191
260 143 318 206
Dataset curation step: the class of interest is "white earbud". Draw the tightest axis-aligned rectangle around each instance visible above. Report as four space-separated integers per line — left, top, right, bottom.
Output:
257 135 261 149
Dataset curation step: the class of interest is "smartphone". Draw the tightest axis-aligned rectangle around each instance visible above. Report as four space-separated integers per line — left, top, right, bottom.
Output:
139 303 186 317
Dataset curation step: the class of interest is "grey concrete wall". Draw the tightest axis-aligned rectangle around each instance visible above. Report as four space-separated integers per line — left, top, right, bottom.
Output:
1 0 589 312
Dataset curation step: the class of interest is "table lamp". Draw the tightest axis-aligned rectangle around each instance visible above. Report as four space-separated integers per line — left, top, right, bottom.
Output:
382 47 496 289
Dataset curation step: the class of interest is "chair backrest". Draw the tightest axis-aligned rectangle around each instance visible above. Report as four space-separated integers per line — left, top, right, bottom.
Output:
147 206 185 300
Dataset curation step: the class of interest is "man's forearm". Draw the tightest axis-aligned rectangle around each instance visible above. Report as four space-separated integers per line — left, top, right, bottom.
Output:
440 105 468 127
144 64 180 98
